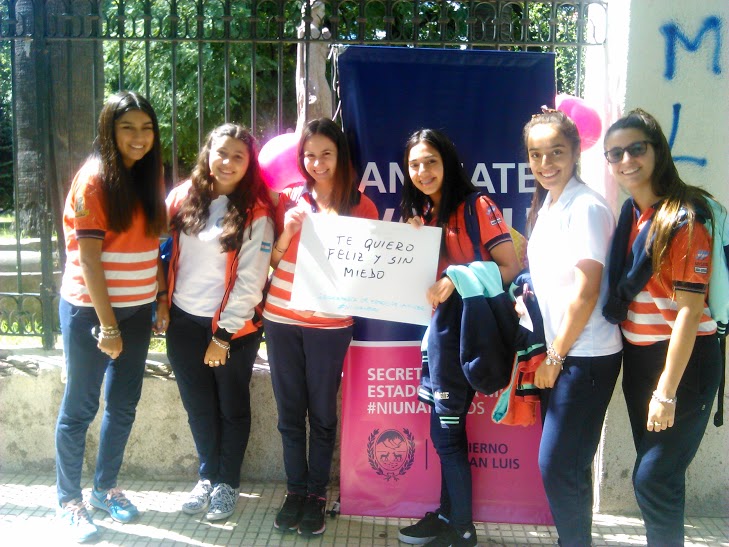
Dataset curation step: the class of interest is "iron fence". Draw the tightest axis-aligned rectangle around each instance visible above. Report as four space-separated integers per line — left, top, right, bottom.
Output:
0 0 607 348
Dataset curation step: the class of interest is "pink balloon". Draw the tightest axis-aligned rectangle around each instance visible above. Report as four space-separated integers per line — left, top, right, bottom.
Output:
555 94 602 151
258 132 305 192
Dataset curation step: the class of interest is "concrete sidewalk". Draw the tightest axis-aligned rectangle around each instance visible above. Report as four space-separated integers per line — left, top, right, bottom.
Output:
1 473 728 546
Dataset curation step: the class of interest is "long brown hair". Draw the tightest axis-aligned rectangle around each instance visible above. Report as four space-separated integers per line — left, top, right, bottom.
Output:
522 109 581 235
171 124 274 252
94 91 166 237
605 108 714 272
297 118 359 215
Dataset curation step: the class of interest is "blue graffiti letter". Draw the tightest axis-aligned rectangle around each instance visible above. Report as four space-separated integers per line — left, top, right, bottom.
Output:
661 16 722 80
668 103 707 167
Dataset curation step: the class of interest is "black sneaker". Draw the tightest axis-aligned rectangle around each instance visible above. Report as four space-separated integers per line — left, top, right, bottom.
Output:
398 511 450 544
274 492 305 533
297 494 327 536
428 523 478 547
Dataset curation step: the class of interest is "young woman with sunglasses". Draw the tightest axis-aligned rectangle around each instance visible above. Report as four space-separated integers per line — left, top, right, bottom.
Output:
603 108 723 546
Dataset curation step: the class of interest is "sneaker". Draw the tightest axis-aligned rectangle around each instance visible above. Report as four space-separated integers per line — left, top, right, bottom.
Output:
399 511 450 544
182 479 213 515
58 499 99 543
205 483 239 521
89 487 139 523
297 494 327 536
428 523 478 547
273 492 305 532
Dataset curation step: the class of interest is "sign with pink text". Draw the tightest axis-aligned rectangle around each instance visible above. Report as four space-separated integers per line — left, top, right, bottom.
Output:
340 343 552 524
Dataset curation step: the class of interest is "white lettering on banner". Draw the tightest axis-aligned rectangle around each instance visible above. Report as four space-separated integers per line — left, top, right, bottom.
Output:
359 162 538 195
492 163 515 193
366 401 432 415
367 384 418 398
367 367 421 381
472 163 496 193
518 163 536 192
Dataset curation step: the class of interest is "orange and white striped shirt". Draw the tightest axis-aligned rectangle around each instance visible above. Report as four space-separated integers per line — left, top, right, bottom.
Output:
60 160 159 308
263 186 379 328
621 206 716 345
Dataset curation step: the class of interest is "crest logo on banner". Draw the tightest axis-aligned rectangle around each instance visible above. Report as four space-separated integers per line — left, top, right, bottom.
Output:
367 428 415 481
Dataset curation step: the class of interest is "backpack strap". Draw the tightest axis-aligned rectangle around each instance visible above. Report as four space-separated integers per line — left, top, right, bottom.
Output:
464 192 483 261
714 335 725 427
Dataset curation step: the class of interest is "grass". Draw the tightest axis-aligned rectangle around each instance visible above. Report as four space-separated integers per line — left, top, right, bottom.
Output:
0 212 15 238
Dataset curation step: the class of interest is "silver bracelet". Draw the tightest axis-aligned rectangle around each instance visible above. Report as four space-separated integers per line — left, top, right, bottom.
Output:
211 336 231 358
651 390 677 405
545 343 566 367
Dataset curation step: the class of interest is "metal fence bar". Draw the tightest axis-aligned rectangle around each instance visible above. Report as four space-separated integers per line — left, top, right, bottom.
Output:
0 0 607 348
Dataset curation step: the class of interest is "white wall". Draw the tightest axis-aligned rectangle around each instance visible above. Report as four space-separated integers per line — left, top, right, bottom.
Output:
588 0 729 517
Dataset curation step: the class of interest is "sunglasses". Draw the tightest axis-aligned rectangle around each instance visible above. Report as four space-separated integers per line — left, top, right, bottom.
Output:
604 140 653 163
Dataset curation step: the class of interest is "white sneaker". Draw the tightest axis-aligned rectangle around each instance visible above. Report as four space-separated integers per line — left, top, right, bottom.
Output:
57 499 99 543
181 479 213 515
206 483 239 521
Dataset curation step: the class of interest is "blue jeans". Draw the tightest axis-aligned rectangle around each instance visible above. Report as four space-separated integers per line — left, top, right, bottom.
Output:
623 335 721 547
56 298 152 505
264 319 353 498
166 304 260 488
429 388 475 532
538 352 622 547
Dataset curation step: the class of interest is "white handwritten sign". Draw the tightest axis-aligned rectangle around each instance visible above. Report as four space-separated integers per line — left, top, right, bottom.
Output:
290 214 442 325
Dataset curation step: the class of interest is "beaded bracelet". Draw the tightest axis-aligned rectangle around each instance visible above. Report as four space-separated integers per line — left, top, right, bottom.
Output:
92 325 121 342
211 336 231 359
545 343 566 367
651 390 677 405
156 290 168 301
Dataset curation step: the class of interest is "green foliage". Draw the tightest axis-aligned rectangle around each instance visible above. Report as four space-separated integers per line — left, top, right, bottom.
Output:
0 42 13 211
102 1 300 175
522 2 584 96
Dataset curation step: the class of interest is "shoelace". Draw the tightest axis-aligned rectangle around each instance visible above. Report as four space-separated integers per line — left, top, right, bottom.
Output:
66 502 93 525
107 487 133 508
210 485 236 510
189 482 210 500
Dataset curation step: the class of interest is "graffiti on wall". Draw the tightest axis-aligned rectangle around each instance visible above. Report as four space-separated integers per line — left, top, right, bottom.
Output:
659 15 724 167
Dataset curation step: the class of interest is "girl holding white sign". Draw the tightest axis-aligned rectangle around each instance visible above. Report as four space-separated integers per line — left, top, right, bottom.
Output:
264 118 378 537
398 128 520 547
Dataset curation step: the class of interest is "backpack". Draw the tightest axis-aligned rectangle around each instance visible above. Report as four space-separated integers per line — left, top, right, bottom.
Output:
463 192 528 269
705 198 729 427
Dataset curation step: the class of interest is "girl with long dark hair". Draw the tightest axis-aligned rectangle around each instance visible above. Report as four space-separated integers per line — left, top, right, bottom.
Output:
398 128 520 547
56 91 167 543
264 118 378 537
165 123 275 522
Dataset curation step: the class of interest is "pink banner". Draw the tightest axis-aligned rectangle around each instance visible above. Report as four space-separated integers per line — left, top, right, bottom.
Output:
340 342 553 525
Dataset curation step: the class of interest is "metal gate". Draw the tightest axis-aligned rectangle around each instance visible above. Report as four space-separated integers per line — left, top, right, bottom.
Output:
0 0 607 348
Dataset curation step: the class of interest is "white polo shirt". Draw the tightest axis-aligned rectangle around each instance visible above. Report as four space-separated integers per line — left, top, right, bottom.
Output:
172 195 228 317
527 177 622 357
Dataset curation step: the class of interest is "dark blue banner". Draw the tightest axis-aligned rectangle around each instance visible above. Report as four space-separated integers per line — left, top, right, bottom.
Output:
338 46 555 341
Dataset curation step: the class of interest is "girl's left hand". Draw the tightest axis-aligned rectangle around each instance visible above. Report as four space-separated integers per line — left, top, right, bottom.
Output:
647 399 676 432
534 357 561 389
153 301 169 334
427 277 455 309
203 341 229 367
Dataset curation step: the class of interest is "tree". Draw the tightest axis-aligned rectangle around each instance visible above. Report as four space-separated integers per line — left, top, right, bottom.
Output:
0 43 12 212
